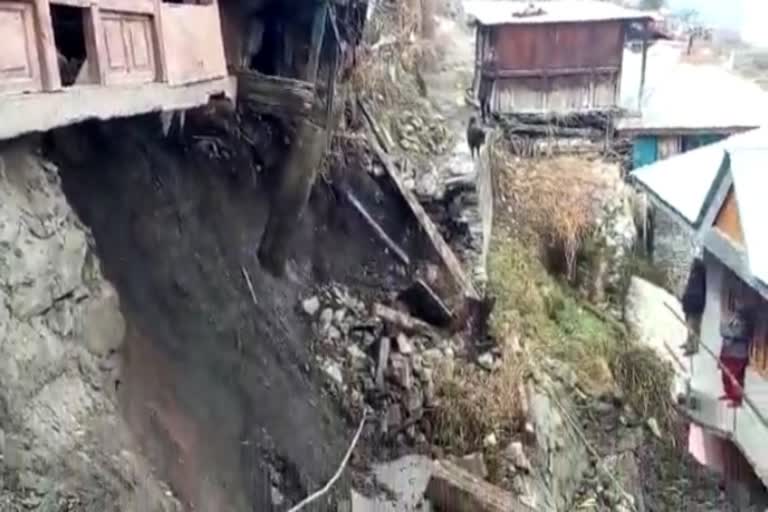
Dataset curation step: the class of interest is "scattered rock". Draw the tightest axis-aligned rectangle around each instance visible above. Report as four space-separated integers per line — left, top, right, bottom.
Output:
483 433 498 448
405 386 424 414
322 360 344 387
333 308 347 326
477 352 496 371
503 441 531 473
319 308 334 331
327 326 342 341
346 344 368 367
449 452 488 479
395 332 414 355
389 354 413 390
422 348 444 367
301 296 320 316
645 417 661 439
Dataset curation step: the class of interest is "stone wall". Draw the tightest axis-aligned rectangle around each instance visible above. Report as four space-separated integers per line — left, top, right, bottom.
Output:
0 138 175 511
651 206 699 298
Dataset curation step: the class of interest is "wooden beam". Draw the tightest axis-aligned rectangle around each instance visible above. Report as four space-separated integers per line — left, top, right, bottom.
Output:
489 66 619 79
33 0 62 91
426 460 536 512
342 188 411 267
237 70 315 119
151 0 168 81
305 2 328 81
100 0 154 14
361 108 479 300
83 4 107 85
639 20 649 112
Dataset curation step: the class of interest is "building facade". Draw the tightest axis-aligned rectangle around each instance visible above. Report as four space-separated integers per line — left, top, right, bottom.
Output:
633 129 768 506
0 0 234 140
464 0 653 115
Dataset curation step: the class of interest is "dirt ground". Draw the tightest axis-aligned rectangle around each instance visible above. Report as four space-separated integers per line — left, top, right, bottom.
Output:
46 114 429 511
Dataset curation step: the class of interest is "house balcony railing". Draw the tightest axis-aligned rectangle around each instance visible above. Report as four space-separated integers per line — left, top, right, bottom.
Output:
664 304 768 486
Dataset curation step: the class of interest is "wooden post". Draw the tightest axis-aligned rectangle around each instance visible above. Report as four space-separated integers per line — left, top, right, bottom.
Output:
33 0 62 91
152 0 168 81
83 4 107 84
639 20 649 112
305 2 328 81
257 119 326 277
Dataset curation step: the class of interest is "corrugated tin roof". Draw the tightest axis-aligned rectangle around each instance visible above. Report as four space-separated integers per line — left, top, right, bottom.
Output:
729 149 768 286
631 127 768 225
464 0 652 26
618 42 768 133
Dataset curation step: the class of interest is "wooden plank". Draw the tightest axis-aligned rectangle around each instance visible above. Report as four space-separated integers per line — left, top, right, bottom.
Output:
33 0 62 91
342 188 411 267
101 0 154 14
151 0 167 81
426 460 535 512
363 112 479 300
83 4 107 84
237 70 315 119
50 0 91 9
304 2 327 81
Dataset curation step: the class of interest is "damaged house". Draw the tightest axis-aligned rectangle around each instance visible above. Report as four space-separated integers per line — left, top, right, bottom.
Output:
0 0 363 140
464 0 655 115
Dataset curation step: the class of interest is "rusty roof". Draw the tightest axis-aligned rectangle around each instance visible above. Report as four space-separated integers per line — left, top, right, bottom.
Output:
464 0 654 26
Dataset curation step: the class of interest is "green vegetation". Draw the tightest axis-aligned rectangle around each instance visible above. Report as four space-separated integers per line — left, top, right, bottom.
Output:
488 231 675 431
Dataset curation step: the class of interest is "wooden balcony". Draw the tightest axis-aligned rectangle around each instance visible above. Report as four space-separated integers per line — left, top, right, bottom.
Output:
0 0 231 138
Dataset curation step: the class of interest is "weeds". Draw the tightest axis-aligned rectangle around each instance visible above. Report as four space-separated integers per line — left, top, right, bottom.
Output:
432 354 527 454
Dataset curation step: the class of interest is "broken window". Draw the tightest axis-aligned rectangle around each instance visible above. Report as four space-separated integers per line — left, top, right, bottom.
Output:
51 5 93 87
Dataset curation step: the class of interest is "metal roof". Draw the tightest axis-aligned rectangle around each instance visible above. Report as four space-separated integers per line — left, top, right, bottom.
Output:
619 42 768 133
631 127 768 226
464 0 653 26
632 127 768 289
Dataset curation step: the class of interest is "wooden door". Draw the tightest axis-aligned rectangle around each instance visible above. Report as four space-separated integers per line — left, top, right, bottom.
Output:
101 11 156 84
0 1 42 95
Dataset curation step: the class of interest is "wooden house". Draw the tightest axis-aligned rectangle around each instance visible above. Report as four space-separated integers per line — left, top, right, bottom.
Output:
464 0 654 115
619 41 768 169
632 128 768 504
0 0 364 140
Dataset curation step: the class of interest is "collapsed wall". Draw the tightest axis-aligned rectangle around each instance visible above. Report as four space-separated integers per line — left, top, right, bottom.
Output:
0 137 177 511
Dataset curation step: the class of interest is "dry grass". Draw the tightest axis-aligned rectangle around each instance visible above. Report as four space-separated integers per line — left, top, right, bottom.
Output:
611 344 676 436
432 353 527 454
491 142 618 279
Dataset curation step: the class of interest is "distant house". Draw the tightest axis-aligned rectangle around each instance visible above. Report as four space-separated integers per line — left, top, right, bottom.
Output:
619 43 768 169
464 0 654 115
632 127 768 504
0 0 360 141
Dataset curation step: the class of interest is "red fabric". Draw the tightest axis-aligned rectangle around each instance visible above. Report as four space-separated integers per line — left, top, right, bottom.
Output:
720 354 747 404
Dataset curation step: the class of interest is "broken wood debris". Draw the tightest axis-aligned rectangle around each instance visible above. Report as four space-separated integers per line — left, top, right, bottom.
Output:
237 71 315 119
398 279 453 327
360 106 479 300
373 303 438 339
375 335 391 389
425 459 536 512
342 188 411 266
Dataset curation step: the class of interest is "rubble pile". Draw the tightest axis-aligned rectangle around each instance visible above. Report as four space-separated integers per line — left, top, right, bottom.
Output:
301 283 464 456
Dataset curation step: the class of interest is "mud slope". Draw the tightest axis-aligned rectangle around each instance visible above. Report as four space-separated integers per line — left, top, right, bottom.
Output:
48 115 416 511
